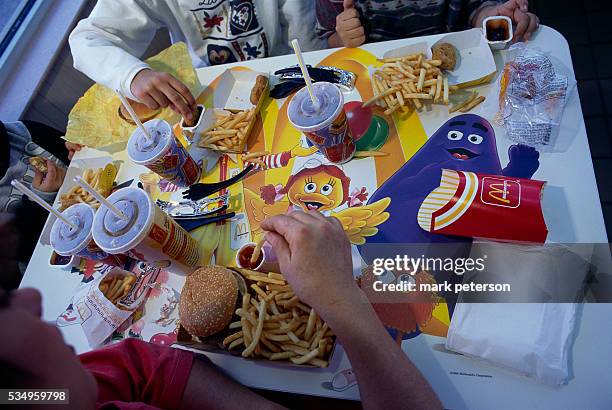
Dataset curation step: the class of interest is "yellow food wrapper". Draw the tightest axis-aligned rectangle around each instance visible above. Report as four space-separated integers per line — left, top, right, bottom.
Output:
65 42 198 148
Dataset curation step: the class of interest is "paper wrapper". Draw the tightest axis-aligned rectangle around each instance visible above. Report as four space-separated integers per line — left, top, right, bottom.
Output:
65 42 198 148
74 268 151 347
418 169 548 243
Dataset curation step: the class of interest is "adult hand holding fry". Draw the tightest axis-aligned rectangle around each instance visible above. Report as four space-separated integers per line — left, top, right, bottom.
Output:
328 0 366 48
131 68 197 121
261 211 442 410
474 0 539 41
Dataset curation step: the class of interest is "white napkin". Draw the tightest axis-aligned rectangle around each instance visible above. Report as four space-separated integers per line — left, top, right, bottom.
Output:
445 243 592 385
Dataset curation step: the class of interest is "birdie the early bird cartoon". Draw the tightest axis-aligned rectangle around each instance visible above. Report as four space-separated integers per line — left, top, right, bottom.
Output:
244 162 391 245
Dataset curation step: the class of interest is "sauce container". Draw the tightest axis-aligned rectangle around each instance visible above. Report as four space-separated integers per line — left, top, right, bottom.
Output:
483 16 513 50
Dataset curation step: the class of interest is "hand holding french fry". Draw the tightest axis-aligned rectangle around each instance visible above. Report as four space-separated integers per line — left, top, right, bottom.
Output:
330 0 366 48
261 211 359 320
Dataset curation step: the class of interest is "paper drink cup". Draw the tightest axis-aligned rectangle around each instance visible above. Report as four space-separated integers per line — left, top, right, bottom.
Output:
287 82 355 164
92 187 202 271
127 119 201 187
50 203 114 261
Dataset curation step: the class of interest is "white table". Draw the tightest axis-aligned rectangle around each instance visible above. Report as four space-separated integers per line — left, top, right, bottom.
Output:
22 26 612 409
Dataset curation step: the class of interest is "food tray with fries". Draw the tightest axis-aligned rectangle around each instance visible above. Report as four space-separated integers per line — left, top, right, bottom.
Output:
177 268 336 368
187 69 269 154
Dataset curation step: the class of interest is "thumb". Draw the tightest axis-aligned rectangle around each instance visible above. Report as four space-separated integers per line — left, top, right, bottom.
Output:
264 231 291 268
343 0 354 10
500 0 525 13
33 169 43 187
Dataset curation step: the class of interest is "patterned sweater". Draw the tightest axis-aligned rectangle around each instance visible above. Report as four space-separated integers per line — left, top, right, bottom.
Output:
316 0 501 42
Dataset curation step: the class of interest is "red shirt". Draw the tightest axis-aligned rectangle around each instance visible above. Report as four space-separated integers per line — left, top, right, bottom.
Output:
80 338 193 409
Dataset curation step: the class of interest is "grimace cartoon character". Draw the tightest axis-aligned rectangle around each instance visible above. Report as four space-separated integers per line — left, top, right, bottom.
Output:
365 114 540 246
360 114 540 318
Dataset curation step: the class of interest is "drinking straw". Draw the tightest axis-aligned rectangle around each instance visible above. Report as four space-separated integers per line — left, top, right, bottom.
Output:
73 175 127 220
290 39 320 111
115 89 152 141
11 179 77 229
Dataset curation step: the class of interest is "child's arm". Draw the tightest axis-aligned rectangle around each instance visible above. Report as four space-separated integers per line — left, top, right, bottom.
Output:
69 0 196 120
316 0 365 48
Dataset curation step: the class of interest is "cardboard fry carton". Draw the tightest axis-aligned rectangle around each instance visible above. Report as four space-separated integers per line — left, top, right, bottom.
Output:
418 169 548 243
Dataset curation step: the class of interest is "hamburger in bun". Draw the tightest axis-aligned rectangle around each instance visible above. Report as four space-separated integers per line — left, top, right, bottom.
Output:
179 265 239 337
117 98 160 125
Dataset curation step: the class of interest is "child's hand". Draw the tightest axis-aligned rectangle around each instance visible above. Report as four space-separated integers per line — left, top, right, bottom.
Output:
32 160 66 193
65 142 83 160
332 0 366 48
131 69 197 121
475 0 539 42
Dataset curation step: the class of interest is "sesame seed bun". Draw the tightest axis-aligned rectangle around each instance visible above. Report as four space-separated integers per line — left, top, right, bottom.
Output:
179 265 239 337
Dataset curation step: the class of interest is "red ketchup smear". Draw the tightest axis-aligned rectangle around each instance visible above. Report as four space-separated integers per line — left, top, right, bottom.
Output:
238 245 263 269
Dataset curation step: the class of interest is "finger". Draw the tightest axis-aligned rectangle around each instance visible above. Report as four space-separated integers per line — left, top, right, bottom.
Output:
160 83 194 119
264 231 291 267
517 0 529 12
44 160 57 187
524 13 539 41
288 210 320 224
513 10 529 41
343 0 354 10
148 89 171 108
339 9 360 22
261 214 304 240
140 93 161 110
168 76 197 108
346 26 365 39
32 169 43 187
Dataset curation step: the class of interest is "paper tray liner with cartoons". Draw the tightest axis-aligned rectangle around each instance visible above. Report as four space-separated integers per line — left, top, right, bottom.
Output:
418 169 548 243
175 270 337 368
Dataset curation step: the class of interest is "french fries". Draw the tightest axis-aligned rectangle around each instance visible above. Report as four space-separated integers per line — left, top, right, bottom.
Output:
368 52 483 114
197 108 256 153
223 269 335 367
98 274 136 309
59 168 110 211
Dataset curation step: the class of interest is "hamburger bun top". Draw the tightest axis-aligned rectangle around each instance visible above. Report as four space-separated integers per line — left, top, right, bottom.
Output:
179 265 239 337
118 99 160 124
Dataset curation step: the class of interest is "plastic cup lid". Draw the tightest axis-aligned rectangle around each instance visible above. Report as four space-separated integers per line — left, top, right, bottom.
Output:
50 203 94 255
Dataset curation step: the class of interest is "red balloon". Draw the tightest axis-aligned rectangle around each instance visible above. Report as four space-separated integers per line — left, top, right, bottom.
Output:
345 101 373 141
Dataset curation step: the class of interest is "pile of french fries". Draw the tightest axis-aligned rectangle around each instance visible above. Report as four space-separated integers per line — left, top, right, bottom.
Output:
366 53 485 114
197 108 256 153
223 269 335 367
59 168 110 211
99 274 136 309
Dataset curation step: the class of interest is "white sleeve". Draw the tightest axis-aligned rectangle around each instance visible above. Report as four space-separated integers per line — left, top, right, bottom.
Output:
279 0 326 52
68 0 166 100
